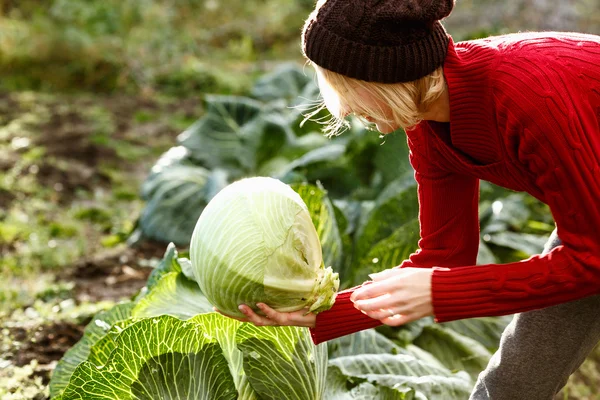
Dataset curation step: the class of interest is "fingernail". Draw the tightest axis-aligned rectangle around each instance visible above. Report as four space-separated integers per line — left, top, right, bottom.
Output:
256 303 265 309
238 305 245 313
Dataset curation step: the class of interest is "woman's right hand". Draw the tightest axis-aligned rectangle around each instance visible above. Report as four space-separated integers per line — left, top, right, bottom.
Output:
215 303 317 328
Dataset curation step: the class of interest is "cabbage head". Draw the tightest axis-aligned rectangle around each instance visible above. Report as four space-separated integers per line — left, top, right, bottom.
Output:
190 177 339 318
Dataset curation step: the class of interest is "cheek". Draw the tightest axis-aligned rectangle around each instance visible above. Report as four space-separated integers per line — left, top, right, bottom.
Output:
375 121 397 134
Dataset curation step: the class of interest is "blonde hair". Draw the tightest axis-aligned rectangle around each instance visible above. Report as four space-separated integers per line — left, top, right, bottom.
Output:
307 64 446 137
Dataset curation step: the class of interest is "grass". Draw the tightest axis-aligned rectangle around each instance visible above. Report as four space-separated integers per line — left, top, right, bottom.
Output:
0 90 201 314
0 0 309 93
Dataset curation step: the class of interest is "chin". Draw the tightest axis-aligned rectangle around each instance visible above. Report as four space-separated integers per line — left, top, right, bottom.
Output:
378 127 397 135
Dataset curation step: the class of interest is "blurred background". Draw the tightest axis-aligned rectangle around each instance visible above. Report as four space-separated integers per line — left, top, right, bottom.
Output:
1 0 599 399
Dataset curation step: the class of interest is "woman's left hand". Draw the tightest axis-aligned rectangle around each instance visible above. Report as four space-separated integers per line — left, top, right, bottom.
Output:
350 267 434 326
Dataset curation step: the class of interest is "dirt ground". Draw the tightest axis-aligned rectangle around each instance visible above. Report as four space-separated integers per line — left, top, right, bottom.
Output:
0 91 199 399
5 241 164 388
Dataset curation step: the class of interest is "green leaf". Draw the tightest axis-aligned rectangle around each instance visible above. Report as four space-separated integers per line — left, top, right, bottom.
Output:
178 257 195 280
144 243 181 292
250 64 331 137
328 329 405 359
283 132 331 160
353 177 418 264
60 314 240 400
328 329 445 372
130 351 232 399
343 128 412 193
373 131 412 187
236 324 328 400
330 353 453 378
278 143 347 176
132 272 213 320
351 218 420 287
329 354 472 400
414 325 492 381
278 144 363 199
485 231 547 256
49 303 134 398
325 365 415 400
178 95 289 172
189 313 256 399
476 240 498 265
330 199 364 282
139 149 229 245
442 316 512 352
480 193 531 233
86 318 138 368
358 374 472 400
292 182 344 272
256 155 293 177
347 178 419 287
251 63 312 103
376 317 434 346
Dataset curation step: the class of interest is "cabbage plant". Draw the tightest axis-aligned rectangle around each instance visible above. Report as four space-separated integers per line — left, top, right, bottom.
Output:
50 245 474 400
190 177 339 318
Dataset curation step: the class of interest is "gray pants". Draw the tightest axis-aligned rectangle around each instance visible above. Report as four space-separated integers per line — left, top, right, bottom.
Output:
470 230 600 399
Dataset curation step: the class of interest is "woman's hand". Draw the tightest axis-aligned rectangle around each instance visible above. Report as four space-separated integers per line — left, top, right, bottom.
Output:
214 303 317 328
350 267 434 326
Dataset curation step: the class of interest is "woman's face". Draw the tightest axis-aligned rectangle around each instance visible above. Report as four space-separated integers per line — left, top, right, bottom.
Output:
315 67 400 135
351 88 399 134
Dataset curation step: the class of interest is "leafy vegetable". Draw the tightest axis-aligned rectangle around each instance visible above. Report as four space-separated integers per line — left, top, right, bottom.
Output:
414 325 493 381
49 303 134 398
190 177 339 319
329 354 472 400
53 313 328 400
137 146 229 245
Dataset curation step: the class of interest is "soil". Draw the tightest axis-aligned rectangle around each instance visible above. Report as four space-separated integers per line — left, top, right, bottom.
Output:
0 91 199 398
0 91 201 206
4 239 169 396
0 187 15 209
64 240 166 304
10 322 86 383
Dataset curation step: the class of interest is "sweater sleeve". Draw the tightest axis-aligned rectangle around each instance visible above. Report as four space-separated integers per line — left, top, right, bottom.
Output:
399 128 481 269
309 131 480 344
432 43 600 322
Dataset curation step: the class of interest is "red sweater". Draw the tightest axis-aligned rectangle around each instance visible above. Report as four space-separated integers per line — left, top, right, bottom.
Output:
310 32 600 345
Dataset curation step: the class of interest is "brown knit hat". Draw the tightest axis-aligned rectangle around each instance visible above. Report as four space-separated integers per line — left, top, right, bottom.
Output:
302 0 454 83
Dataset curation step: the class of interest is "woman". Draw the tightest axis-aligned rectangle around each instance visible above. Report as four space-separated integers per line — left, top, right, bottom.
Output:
225 0 600 398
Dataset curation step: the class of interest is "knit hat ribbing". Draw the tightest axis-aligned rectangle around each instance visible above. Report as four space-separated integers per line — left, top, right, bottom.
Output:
302 0 454 83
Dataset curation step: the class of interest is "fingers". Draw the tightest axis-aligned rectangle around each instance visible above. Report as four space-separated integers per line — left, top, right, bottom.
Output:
353 293 396 312
213 307 250 323
256 303 316 328
381 313 415 327
217 303 317 328
351 278 398 302
255 303 285 323
368 267 400 281
238 304 278 327
351 268 434 326
354 300 412 321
